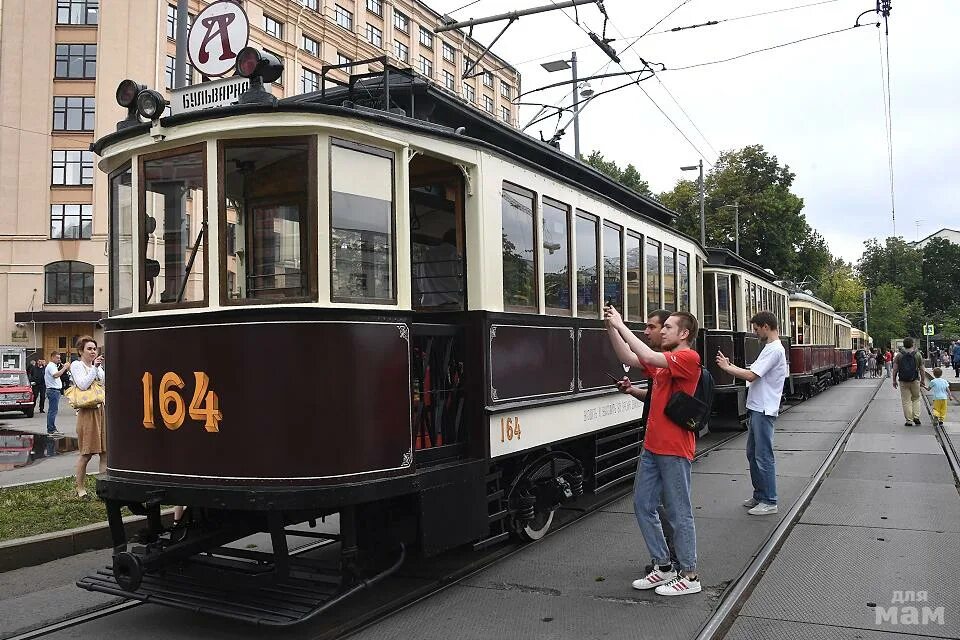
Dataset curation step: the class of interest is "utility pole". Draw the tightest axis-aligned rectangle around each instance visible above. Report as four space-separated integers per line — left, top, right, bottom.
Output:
863 289 869 336
733 200 739 255
571 51 580 160
174 0 189 89
698 160 705 247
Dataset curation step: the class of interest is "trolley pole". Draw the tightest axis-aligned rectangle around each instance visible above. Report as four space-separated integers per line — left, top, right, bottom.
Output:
571 51 580 160
174 0 189 89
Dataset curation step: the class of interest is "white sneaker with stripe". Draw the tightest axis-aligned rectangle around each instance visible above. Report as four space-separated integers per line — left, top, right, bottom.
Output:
632 566 677 590
655 573 702 596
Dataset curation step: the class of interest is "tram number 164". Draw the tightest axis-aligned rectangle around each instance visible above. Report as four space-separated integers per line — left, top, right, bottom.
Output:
499 416 522 443
142 371 223 432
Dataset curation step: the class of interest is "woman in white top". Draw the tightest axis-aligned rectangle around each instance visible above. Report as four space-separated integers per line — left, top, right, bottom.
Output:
71 336 106 499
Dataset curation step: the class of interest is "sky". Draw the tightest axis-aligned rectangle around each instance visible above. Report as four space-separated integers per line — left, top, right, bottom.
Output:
428 0 959 263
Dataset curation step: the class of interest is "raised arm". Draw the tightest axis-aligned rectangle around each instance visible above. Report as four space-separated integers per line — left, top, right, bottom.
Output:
603 305 668 369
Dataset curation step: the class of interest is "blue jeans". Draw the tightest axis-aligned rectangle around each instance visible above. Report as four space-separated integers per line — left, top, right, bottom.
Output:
46 389 61 432
747 410 777 505
634 449 697 572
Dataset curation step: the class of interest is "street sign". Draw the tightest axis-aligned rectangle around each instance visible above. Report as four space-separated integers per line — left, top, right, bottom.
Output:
171 76 249 115
188 0 250 78
923 324 935 336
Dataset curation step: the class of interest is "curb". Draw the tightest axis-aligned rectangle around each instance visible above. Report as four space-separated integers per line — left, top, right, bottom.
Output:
0 509 175 573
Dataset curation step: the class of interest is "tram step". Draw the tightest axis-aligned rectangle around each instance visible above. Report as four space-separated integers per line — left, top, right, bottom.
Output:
472 530 510 551
486 488 505 503
595 441 641 463
487 508 509 523
594 470 636 495
594 454 640 481
596 426 642 447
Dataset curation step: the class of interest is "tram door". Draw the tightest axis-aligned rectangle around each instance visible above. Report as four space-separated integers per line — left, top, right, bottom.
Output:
408 155 468 458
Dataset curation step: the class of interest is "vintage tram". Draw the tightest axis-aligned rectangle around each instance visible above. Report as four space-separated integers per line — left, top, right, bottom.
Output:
833 312 855 382
80 63 710 624
787 291 839 396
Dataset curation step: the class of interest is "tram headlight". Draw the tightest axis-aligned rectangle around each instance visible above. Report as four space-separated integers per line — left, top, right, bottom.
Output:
235 47 284 106
115 79 146 131
136 89 168 121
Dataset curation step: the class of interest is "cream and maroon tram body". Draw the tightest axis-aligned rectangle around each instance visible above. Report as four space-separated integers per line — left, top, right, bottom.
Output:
81 67 707 624
788 292 837 396
833 313 854 381
700 249 790 425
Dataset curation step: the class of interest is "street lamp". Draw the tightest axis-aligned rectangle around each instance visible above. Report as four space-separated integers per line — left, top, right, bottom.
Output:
719 201 740 255
541 52 588 160
681 160 705 246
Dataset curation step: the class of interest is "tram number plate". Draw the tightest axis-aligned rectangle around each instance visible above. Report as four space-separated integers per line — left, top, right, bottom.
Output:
141 371 223 432
499 416 522 443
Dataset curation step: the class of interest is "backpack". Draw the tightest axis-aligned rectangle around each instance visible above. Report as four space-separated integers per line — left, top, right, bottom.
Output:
897 351 920 382
665 366 715 432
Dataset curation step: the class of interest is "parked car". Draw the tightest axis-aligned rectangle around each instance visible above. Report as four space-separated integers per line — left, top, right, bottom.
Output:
0 370 34 417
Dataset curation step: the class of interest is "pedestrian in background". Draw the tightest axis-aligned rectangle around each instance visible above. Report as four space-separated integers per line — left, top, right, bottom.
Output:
44 352 68 437
867 350 877 379
892 337 923 427
29 359 46 413
855 348 867 379
605 305 703 596
884 349 893 379
70 336 106 499
952 342 960 379
716 310 788 516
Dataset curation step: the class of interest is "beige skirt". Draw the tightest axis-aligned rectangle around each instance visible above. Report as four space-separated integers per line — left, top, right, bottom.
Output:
76 404 106 455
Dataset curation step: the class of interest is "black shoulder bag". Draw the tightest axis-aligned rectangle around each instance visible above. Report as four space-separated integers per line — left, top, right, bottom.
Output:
664 366 715 432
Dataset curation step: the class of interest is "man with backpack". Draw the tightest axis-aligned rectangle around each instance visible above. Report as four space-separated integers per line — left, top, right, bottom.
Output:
716 311 788 515
604 306 705 596
893 337 924 426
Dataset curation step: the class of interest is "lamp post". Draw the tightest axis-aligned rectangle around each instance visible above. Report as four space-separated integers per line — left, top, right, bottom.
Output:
681 160 705 246
719 201 740 255
541 52 591 160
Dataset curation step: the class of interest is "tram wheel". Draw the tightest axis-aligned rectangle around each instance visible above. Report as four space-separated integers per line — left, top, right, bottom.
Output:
516 508 555 541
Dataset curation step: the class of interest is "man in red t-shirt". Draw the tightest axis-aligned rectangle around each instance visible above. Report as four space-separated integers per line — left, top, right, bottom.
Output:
605 305 702 596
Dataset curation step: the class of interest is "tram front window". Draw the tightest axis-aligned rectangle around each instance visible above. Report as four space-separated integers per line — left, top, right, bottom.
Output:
222 139 312 301
142 146 206 306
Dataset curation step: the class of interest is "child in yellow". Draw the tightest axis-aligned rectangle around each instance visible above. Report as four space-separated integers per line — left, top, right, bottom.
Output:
925 367 957 427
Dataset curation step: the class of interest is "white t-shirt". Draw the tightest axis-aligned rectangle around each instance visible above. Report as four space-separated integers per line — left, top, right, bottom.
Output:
746 339 788 416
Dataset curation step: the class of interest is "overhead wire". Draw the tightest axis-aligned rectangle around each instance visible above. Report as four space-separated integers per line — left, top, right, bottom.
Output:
646 0 844 36
877 25 895 235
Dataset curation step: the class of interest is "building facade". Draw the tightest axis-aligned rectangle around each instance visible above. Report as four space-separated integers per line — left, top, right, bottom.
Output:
0 0 519 368
911 228 960 250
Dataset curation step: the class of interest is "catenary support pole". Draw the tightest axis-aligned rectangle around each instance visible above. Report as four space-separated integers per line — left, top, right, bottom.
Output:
174 0 189 89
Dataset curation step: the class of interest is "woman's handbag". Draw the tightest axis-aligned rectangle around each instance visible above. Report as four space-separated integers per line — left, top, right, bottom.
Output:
64 380 104 409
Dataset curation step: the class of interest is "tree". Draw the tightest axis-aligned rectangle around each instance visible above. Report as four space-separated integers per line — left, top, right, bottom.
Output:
868 283 908 349
818 257 864 315
857 237 922 301
583 150 652 197
920 237 960 314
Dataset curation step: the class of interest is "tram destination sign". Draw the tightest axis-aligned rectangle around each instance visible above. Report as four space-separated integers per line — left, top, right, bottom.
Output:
171 76 249 115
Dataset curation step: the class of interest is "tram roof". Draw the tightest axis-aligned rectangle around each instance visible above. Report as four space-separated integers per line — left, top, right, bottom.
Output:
93 69 684 230
703 248 784 285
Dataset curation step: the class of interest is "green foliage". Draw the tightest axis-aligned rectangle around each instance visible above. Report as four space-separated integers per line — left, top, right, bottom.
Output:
920 238 960 314
583 150 652 196
818 258 864 314
867 284 908 348
857 237 922 300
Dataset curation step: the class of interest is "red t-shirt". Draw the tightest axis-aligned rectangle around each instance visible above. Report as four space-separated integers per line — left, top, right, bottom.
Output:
884 351 893 363
642 348 701 460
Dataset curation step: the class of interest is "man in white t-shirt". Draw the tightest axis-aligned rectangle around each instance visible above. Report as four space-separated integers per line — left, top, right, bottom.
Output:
715 310 788 516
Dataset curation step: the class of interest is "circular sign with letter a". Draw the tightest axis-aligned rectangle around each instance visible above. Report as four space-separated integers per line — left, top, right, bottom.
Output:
188 0 250 78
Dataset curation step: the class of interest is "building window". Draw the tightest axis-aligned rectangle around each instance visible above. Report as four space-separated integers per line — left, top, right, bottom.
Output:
419 56 432 77
165 55 175 90
302 34 320 57
482 95 494 113
57 0 98 25
330 140 396 303
482 71 493 87
301 0 319 10
54 44 97 79
45 261 94 305
52 96 94 131
334 4 353 30
394 40 408 63
50 204 93 239
462 83 475 103
393 9 409 32
300 67 320 93
165 4 193 39
51 150 94 186
500 80 511 98
264 15 283 39
419 26 433 49
337 53 353 67
501 183 537 311
500 105 510 123
366 23 383 47
442 70 455 90
442 41 456 63
366 0 382 16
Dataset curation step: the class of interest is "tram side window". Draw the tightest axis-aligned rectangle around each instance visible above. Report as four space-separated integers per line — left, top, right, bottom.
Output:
141 147 206 307
695 256 704 321
603 223 623 312
575 212 599 317
625 233 642 321
645 239 661 316
703 273 716 329
331 140 395 302
109 165 133 313
678 250 689 311
501 183 537 311
223 139 313 302
717 274 731 330
663 244 676 312
542 197 570 315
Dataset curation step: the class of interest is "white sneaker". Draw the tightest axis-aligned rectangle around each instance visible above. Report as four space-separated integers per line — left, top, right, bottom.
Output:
742 498 759 508
632 566 677 590
748 502 779 516
655 573 702 596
